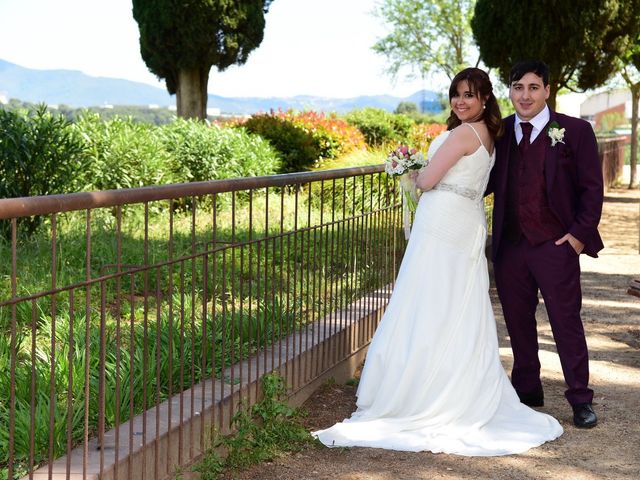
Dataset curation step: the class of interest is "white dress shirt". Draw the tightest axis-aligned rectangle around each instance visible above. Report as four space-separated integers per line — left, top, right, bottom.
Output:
514 105 550 145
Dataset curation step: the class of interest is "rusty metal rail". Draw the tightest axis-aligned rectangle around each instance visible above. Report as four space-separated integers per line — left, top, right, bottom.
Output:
0 167 382 219
0 165 405 480
597 135 627 190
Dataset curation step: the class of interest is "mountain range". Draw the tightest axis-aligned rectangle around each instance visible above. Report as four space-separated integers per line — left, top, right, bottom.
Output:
0 59 442 115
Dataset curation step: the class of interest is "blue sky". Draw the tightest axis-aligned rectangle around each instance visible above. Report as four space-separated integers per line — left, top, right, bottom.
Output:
0 0 437 99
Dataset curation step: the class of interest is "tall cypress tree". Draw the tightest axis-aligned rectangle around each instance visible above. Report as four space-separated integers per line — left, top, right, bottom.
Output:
471 0 640 109
132 0 274 120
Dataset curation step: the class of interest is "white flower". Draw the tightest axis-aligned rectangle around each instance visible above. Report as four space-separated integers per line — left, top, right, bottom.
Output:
385 145 424 176
384 160 403 175
407 151 426 168
547 122 565 147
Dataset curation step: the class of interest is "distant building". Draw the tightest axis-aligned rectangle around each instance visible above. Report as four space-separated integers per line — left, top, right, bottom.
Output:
207 107 221 117
580 88 631 130
419 99 443 113
0 91 8 104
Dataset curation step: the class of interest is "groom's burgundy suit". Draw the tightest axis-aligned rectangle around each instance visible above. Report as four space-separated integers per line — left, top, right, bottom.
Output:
487 110 604 406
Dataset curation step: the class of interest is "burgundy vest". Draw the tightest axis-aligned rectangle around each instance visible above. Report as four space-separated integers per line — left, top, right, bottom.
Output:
504 131 565 245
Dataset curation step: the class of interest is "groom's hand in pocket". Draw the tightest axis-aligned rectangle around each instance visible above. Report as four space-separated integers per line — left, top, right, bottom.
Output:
555 233 584 255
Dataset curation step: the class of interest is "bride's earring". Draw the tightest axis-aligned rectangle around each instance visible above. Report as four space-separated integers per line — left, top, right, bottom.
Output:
483 104 486 109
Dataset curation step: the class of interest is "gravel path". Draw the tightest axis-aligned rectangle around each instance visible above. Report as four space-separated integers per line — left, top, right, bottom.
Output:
224 187 640 480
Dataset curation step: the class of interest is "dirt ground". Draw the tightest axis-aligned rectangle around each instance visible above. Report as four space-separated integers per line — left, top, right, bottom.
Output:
224 187 640 480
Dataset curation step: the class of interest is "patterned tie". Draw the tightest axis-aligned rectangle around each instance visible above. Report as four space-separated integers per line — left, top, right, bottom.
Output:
520 122 533 151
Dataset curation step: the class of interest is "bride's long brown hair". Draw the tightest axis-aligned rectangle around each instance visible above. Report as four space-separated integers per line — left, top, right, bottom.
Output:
446 67 503 140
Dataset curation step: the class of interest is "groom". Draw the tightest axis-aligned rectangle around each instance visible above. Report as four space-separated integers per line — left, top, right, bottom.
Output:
488 60 604 428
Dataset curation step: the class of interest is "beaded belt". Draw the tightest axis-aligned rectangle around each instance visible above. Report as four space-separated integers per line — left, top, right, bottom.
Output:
432 182 481 202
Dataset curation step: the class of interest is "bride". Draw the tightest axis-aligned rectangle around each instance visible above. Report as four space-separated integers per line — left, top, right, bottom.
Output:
313 68 563 456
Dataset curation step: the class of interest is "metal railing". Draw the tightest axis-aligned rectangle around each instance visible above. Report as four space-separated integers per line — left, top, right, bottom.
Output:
0 165 405 480
597 135 627 189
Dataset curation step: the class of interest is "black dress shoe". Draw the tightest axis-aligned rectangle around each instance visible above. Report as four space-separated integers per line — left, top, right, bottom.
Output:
572 403 598 428
517 391 544 407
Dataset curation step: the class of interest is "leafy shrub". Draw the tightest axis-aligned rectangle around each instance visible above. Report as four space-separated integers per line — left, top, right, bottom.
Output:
345 108 415 147
0 105 87 236
395 101 419 114
0 105 86 198
242 110 365 173
74 115 280 192
292 111 366 160
242 113 318 173
74 113 173 191
0 109 284 238
161 119 281 182
390 114 415 141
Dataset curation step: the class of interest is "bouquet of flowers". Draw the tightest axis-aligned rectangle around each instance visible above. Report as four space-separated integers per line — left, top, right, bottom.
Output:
385 145 426 213
385 145 426 239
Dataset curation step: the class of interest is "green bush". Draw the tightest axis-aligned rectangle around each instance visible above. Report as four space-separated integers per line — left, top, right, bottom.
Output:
0 105 87 236
74 113 174 191
345 108 414 147
284 111 367 163
161 119 281 181
242 113 319 173
74 115 280 192
0 110 282 237
390 114 415 141
242 110 367 173
394 101 419 114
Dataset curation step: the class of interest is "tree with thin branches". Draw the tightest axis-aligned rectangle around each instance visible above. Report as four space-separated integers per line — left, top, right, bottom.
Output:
373 0 476 83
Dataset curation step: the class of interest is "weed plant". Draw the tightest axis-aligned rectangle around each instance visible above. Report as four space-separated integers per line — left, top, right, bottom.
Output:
189 373 314 479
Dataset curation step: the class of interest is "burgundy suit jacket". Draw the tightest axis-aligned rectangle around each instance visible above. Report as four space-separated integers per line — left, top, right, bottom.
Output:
487 110 604 260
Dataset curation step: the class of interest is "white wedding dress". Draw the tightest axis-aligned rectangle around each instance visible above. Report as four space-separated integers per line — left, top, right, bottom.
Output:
313 125 563 456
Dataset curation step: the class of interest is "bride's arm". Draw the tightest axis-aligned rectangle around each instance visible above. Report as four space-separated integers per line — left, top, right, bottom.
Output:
414 126 478 191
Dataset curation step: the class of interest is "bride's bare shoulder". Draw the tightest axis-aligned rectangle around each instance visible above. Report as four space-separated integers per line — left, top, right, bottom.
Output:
446 122 492 155
448 123 479 143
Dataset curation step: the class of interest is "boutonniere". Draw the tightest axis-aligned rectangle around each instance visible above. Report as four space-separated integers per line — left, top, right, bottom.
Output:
547 121 565 147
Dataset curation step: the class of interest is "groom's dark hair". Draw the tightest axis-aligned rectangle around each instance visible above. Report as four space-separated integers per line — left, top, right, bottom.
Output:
509 60 550 86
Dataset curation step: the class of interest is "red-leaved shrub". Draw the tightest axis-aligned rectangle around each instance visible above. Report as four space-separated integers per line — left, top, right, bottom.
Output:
242 110 366 172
